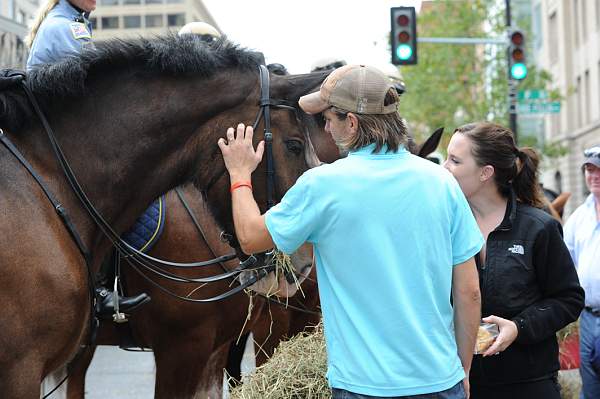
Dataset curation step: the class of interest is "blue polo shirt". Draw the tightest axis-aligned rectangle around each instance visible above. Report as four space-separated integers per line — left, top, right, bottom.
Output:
265 144 483 396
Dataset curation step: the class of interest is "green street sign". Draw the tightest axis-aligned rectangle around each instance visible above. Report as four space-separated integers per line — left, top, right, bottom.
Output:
517 101 561 114
518 89 548 101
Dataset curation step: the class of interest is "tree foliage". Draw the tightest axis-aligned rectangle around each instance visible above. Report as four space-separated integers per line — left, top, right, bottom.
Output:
397 0 558 155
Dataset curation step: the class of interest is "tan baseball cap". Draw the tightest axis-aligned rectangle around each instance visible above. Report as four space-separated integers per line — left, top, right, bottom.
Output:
299 64 398 115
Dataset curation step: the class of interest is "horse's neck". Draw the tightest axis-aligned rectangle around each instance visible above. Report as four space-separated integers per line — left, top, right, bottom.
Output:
18 70 257 255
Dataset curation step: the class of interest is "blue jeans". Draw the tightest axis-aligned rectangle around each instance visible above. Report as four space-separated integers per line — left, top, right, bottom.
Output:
580 309 600 399
331 381 466 399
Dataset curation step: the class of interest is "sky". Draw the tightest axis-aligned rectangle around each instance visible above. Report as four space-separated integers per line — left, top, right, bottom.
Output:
202 0 423 74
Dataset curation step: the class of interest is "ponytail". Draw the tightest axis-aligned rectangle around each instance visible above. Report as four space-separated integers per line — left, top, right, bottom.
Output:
513 147 545 208
454 122 546 209
25 0 60 49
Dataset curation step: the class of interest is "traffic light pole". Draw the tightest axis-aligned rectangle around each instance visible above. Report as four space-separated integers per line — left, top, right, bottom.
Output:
506 0 518 142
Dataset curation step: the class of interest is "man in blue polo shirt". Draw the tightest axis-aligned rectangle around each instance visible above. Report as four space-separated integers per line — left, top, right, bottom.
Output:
218 65 483 398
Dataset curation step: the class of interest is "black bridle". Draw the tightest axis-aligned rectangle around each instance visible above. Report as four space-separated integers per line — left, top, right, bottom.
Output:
0 65 306 304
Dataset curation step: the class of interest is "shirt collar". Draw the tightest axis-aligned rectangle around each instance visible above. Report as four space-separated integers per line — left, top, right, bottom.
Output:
348 143 408 158
58 0 86 19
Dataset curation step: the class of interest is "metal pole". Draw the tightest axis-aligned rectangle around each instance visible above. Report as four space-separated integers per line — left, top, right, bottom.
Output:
506 0 518 142
417 37 507 45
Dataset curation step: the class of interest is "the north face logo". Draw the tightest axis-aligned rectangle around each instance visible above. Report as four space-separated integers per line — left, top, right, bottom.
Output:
508 244 524 255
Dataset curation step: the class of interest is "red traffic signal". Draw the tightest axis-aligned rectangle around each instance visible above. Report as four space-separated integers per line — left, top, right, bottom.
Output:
397 15 409 26
508 29 527 80
510 31 524 46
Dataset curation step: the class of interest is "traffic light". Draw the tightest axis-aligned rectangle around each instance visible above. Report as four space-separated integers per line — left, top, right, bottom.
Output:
508 30 527 80
391 7 417 65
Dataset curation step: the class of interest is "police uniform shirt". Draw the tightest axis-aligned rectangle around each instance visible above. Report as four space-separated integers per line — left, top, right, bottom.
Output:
26 0 93 71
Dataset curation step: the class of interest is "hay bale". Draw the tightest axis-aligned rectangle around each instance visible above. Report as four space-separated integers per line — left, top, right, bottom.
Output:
230 323 330 399
558 369 581 399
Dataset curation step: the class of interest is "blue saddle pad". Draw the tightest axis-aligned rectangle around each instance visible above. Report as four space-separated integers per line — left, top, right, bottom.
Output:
121 196 166 253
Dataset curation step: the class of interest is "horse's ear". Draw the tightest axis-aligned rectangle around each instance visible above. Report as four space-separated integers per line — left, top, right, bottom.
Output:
280 71 329 101
416 127 444 158
551 192 570 217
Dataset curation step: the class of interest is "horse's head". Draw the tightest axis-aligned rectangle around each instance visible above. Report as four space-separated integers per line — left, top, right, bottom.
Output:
196 69 328 296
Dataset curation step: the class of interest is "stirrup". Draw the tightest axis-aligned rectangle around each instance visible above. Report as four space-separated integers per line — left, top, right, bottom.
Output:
112 277 128 323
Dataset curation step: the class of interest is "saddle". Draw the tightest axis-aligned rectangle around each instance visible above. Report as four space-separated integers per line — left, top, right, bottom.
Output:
121 196 167 252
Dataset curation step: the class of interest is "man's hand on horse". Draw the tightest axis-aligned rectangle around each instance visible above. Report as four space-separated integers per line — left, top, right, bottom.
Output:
218 123 264 181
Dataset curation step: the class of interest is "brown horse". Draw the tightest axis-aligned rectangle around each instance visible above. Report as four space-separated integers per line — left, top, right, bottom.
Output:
59 183 322 399
60 111 445 399
0 34 329 398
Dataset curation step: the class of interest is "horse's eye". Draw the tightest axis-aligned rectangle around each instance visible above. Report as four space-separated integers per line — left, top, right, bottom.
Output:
285 139 303 155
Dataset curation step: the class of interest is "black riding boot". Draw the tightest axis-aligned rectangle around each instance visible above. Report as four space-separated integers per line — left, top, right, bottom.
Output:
96 287 150 317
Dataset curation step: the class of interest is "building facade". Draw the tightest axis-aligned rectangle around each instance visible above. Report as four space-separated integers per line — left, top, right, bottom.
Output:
0 0 219 69
0 0 38 69
532 0 600 215
90 0 219 40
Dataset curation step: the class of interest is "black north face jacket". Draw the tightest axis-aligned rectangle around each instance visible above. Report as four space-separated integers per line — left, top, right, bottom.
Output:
469 192 584 386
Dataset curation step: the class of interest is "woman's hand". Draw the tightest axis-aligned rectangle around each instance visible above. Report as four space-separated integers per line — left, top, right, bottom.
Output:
482 315 519 357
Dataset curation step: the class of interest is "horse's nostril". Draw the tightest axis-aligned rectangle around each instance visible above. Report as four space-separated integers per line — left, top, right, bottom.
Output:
301 264 312 274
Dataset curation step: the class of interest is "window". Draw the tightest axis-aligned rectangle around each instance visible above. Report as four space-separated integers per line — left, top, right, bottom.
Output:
89 17 97 30
584 70 591 124
101 16 119 29
582 0 588 42
549 12 558 63
576 76 583 128
574 0 580 47
100 0 119 5
7 0 14 19
124 15 141 28
551 112 561 136
145 0 163 4
597 0 600 30
554 171 563 193
167 13 185 27
145 14 163 28
123 0 141 4
17 9 26 23
533 4 542 50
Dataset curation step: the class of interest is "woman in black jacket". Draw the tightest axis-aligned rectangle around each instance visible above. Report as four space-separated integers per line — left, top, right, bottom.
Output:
443 122 584 399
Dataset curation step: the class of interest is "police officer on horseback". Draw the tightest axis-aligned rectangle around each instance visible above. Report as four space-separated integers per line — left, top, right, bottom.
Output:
26 0 151 317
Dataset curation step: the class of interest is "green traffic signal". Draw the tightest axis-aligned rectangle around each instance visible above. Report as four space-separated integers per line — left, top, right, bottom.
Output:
510 63 527 80
396 44 413 61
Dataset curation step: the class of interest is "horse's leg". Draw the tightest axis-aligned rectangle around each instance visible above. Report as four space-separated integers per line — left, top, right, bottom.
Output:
66 345 97 399
153 330 218 399
0 357 43 399
224 333 250 386
42 366 68 399
204 343 234 399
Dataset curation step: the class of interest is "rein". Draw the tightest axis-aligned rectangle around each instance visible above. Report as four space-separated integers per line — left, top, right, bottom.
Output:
174 186 321 315
0 65 308 303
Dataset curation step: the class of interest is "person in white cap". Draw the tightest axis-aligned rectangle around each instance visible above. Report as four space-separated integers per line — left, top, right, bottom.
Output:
564 145 600 399
178 21 221 42
217 64 483 398
310 56 347 73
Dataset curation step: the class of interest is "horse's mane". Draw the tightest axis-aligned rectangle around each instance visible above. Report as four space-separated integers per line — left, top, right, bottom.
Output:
0 35 261 132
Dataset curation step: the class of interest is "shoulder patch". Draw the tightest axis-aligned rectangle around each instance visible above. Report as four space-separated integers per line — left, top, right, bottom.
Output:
69 22 91 40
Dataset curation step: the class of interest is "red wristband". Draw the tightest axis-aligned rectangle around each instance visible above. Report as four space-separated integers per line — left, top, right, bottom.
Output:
230 181 253 193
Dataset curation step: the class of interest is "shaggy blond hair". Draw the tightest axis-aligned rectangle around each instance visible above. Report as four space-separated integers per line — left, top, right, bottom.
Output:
25 0 60 49
331 88 407 153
